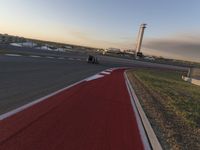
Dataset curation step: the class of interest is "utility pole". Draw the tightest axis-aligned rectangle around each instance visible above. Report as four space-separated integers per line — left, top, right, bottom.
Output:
135 24 147 58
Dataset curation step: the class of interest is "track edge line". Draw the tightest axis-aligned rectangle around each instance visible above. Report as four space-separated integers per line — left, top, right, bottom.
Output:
124 70 162 150
0 68 116 121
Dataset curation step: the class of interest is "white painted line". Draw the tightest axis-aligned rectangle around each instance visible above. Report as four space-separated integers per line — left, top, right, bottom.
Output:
100 71 111 75
5 54 22 57
85 74 104 81
68 58 74 60
109 67 123 70
0 78 88 120
46 56 54 59
30 55 41 58
124 72 151 150
106 69 113 72
0 68 115 120
76 58 81 61
124 71 162 150
0 78 86 121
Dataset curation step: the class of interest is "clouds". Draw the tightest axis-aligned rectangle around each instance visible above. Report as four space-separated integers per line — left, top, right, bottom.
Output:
143 33 200 62
66 29 135 49
67 30 200 63
28 27 200 63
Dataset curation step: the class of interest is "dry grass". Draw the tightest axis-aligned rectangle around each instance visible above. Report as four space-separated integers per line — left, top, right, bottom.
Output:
127 68 200 150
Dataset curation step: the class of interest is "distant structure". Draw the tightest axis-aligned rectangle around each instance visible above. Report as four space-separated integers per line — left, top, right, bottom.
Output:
187 67 200 80
182 67 200 86
105 48 121 54
135 24 147 58
0 34 25 44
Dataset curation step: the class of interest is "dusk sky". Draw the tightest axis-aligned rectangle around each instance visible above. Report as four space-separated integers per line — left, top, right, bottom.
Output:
0 0 200 62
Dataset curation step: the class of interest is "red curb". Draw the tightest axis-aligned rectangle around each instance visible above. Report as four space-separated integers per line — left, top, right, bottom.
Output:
0 69 144 150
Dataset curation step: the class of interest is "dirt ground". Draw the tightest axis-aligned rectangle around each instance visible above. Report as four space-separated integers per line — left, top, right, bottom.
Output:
127 70 200 150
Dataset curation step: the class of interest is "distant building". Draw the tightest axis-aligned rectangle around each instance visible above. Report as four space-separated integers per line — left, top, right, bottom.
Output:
0 34 25 44
64 45 72 49
182 67 200 86
144 56 155 61
105 48 121 54
0 34 9 43
188 67 200 80
124 49 135 55
0 34 2 43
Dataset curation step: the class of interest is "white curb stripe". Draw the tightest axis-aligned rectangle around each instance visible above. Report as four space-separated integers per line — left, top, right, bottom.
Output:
5 54 22 57
0 80 85 121
0 68 117 121
85 74 104 81
124 71 162 150
100 71 111 75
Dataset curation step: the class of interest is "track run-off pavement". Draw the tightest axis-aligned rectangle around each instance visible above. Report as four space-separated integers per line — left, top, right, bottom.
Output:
0 68 150 150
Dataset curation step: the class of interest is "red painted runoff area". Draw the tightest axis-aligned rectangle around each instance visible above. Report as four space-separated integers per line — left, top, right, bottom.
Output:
0 69 145 150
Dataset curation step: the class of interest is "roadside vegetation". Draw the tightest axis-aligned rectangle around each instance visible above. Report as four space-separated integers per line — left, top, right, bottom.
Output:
0 49 39 57
127 68 200 150
0 49 8 54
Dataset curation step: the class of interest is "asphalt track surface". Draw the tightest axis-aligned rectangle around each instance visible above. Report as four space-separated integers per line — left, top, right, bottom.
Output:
0 46 187 115
0 54 109 115
0 69 146 150
0 46 189 149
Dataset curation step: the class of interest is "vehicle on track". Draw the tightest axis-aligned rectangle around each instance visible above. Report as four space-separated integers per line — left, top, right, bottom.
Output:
87 55 99 64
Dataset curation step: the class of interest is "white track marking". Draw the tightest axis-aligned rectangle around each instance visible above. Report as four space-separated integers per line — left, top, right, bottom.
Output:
5 54 22 57
85 74 104 81
0 68 117 120
106 68 116 72
106 70 112 72
124 72 162 150
106 69 113 71
100 71 111 75
0 79 85 121
124 72 151 150
68 58 74 60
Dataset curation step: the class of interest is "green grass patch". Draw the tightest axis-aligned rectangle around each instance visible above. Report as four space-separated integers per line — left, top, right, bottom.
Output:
0 49 40 56
134 69 200 128
0 49 9 54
